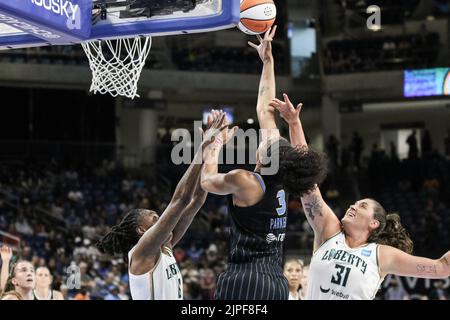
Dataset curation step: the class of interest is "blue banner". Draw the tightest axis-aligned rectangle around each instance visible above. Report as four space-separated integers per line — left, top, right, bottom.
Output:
0 0 91 43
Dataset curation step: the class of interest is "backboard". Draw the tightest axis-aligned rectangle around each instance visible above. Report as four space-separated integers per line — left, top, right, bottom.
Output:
0 0 240 50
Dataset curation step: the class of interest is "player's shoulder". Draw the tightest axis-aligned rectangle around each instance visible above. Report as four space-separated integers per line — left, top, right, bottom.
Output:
1 294 20 300
53 290 65 300
227 170 264 191
225 169 256 184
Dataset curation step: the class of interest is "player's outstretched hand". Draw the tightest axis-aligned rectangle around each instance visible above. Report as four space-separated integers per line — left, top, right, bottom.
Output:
248 25 277 64
269 93 303 125
0 245 12 262
200 110 238 149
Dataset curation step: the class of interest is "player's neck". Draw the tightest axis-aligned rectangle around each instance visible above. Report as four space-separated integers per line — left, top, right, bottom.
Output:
344 232 369 248
17 287 33 300
289 286 299 297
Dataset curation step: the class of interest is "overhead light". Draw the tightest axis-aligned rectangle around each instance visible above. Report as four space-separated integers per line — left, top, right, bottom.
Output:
368 25 382 32
247 118 254 124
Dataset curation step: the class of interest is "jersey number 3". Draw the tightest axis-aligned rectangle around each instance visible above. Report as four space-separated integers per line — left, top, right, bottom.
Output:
276 190 286 216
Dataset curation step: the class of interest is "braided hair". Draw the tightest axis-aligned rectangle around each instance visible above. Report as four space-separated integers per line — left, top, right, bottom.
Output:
96 209 153 260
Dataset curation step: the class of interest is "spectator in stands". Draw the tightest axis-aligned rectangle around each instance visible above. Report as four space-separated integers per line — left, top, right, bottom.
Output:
59 284 69 299
33 266 64 300
326 134 339 169
398 36 411 54
418 23 429 46
384 278 409 300
118 283 130 300
406 130 419 159
15 214 34 236
199 268 215 300
340 146 351 171
429 280 448 300
444 130 450 159
299 264 309 300
389 141 398 161
421 130 432 157
351 132 364 169
104 286 121 300
73 288 90 300
283 258 304 300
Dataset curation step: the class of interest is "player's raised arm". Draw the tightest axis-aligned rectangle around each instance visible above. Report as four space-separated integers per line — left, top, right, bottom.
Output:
169 113 226 246
200 112 248 196
131 117 219 262
1 245 12 294
249 26 280 142
170 169 208 247
380 246 450 279
270 94 340 251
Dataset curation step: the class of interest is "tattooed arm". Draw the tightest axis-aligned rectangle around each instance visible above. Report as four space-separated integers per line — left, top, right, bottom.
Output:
301 189 342 252
380 246 450 279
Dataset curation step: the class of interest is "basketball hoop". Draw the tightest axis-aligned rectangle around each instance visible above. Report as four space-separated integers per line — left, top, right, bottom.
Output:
81 36 152 99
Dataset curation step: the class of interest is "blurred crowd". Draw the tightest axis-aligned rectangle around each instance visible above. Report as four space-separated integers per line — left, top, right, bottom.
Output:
0 40 287 76
324 28 439 74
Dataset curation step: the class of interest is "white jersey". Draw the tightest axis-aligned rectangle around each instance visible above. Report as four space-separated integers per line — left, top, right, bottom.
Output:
128 246 183 300
306 232 384 300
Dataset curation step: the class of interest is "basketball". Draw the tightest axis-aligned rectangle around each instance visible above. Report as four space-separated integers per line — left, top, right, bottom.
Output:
238 0 277 35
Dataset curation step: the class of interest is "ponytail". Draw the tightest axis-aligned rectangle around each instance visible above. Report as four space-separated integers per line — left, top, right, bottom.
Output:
368 200 414 254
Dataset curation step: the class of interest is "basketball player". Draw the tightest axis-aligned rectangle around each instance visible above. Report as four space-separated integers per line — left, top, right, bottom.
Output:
96 112 226 300
270 94 450 300
33 266 64 300
1 245 12 294
200 27 328 300
283 258 303 300
1 260 35 300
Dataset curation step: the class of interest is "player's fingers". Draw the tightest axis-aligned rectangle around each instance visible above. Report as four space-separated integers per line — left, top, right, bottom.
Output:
218 112 226 127
198 127 204 138
207 114 213 126
264 27 271 40
270 25 277 38
273 98 284 105
219 124 229 133
256 34 263 43
283 93 291 103
296 103 303 111
230 126 239 138
248 41 258 49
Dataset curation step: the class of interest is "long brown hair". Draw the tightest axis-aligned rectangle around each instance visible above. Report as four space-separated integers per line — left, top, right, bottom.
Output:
367 199 414 254
0 260 30 300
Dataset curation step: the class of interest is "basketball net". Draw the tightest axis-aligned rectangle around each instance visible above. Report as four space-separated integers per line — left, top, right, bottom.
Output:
81 36 152 99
